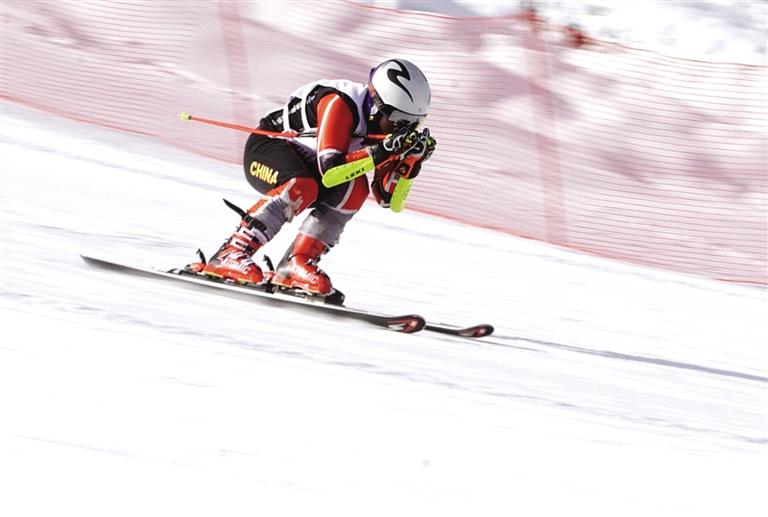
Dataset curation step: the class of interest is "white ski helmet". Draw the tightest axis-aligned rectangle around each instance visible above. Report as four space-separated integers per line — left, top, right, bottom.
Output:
368 59 431 127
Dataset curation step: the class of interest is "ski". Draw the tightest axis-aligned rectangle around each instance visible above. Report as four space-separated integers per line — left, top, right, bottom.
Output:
424 322 495 338
80 255 425 333
81 255 494 337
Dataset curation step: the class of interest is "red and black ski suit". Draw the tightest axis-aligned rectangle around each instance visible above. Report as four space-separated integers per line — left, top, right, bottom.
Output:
241 79 399 249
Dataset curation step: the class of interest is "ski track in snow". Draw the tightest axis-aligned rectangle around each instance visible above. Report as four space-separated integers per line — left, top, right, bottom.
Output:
1 101 766 516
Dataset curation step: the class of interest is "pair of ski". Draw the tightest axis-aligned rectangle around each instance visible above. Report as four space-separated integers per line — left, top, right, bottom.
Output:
80 255 494 338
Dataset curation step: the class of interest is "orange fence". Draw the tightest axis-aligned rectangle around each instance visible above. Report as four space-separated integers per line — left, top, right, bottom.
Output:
2 1 765 284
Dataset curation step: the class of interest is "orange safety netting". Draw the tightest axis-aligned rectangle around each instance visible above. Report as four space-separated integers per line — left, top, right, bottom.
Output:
2 0 765 284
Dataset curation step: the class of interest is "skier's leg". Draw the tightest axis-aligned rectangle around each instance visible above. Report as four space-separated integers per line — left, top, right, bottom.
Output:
202 135 318 284
272 175 369 294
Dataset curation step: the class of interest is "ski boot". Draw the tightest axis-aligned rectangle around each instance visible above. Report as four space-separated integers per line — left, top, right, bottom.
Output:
271 234 333 296
201 222 264 285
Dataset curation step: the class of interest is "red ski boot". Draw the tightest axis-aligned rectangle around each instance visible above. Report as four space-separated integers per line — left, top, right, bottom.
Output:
271 234 332 295
202 223 264 284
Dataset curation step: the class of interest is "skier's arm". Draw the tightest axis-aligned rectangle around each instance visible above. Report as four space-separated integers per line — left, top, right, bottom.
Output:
314 92 431 212
314 93 357 178
315 94 417 188
371 129 436 212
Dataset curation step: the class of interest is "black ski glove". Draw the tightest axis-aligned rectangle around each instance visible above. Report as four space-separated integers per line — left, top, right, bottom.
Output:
367 126 420 166
394 129 437 179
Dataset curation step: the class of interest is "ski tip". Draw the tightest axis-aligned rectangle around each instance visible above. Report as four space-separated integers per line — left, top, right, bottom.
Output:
386 315 427 334
459 324 495 338
80 254 100 265
424 322 495 338
81 254 118 268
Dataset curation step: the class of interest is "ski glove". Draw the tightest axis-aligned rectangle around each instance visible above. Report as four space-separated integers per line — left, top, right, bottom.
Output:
321 127 418 189
394 129 437 180
367 126 420 166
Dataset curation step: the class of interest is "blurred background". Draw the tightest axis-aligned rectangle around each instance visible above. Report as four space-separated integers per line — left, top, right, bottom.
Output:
2 0 766 284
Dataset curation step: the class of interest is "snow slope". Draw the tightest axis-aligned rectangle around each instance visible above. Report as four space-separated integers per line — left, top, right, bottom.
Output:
1 101 766 516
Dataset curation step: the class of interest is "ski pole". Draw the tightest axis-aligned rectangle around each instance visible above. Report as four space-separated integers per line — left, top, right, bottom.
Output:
178 112 299 139
178 112 385 140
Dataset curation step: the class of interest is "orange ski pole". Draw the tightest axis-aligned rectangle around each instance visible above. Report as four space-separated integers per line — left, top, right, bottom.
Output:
178 112 386 140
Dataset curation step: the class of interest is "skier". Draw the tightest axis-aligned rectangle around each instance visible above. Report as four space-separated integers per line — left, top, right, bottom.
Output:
198 58 436 296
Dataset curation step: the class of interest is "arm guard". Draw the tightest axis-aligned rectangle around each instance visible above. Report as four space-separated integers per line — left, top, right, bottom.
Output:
321 153 375 188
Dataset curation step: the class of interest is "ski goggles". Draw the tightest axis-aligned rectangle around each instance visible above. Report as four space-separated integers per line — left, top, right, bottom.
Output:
369 87 426 127
383 105 426 128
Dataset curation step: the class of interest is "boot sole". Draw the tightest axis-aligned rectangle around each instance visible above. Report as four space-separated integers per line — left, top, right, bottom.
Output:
271 273 331 296
202 267 263 285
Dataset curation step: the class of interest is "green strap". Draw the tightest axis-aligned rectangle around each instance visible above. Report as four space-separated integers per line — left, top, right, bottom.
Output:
390 177 414 213
321 155 375 188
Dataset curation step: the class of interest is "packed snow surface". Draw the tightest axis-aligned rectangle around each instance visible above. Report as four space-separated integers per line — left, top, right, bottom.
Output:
1 102 766 516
